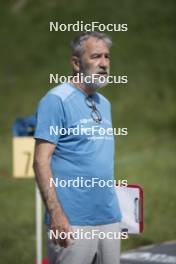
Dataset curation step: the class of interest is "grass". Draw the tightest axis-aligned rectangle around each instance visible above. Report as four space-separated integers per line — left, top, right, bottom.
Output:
1 131 176 263
118 131 176 250
0 0 176 262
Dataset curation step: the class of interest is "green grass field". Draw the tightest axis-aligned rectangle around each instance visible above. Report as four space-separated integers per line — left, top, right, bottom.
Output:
0 0 176 263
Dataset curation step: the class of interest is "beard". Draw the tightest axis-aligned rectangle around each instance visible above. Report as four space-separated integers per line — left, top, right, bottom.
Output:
79 63 110 90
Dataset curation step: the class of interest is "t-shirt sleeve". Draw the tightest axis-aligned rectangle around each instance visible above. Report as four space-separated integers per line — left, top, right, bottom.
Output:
34 93 65 144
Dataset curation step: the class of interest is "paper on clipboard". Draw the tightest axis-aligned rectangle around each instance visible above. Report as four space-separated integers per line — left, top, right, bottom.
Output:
116 185 144 234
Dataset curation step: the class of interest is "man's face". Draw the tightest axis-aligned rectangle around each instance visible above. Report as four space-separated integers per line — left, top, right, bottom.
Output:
79 37 110 89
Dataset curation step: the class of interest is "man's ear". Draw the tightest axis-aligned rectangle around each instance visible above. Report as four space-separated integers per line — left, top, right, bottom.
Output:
70 56 80 72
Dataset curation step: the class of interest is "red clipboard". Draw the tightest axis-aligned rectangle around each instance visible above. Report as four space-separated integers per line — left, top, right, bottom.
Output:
116 184 144 234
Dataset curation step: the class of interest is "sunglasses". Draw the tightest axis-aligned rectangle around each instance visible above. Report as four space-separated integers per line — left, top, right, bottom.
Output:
85 96 102 123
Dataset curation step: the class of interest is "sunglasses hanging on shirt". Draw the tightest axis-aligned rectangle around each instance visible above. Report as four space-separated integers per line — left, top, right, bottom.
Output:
85 95 102 123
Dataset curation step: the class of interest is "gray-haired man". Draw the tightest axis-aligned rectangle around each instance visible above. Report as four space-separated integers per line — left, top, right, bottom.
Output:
33 31 122 264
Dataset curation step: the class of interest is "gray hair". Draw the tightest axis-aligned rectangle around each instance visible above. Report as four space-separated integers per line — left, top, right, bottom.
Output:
70 31 112 57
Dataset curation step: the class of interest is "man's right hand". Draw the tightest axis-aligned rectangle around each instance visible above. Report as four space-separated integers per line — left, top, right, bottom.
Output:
50 209 74 248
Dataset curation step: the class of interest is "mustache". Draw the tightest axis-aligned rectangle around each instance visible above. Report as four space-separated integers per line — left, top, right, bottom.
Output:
79 66 110 76
95 68 109 74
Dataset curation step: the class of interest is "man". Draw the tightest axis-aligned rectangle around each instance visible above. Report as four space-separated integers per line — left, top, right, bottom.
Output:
33 31 122 264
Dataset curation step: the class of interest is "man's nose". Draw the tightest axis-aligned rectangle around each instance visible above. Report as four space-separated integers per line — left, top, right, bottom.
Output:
99 57 108 68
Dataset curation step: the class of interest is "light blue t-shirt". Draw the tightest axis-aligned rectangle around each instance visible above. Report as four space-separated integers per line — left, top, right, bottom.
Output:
34 82 122 225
